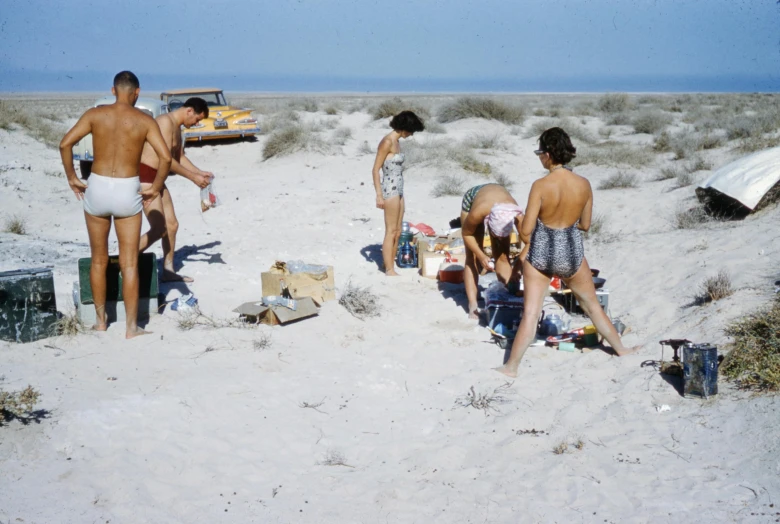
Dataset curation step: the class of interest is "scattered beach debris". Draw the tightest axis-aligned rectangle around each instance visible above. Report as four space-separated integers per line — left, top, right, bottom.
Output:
456 382 513 416
339 281 381 320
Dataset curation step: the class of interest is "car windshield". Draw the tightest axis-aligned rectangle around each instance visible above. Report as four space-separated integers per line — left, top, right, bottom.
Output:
166 92 227 110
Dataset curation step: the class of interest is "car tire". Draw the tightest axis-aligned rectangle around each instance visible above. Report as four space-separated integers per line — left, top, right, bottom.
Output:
79 160 92 180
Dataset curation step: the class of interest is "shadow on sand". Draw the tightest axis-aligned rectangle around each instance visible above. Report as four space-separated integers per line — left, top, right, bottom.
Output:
360 244 384 272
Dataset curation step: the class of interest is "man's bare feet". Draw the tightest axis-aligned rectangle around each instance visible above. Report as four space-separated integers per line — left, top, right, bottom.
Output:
385 270 399 277
614 345 642 357
126 327 152 339
161 269 194 283
494 365 518 378
91 323 107 332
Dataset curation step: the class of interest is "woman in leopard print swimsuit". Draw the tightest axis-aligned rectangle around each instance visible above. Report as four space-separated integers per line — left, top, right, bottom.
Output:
371 111 424 276
496 127 640 378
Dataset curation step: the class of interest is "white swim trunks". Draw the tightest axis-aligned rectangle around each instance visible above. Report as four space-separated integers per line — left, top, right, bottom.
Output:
83 172 142 218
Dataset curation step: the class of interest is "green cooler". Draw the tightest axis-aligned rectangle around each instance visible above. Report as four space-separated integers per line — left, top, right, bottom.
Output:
0 267 58 343
74 253 159 324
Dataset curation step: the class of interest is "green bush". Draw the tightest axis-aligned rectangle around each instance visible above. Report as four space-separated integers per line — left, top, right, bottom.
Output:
721 295 780 392
438 97 525 124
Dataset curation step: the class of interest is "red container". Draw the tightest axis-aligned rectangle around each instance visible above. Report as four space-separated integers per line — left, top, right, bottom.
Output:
439 269 464 284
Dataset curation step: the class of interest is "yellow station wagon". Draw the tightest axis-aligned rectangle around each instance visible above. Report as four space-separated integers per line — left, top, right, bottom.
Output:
160 88 261 142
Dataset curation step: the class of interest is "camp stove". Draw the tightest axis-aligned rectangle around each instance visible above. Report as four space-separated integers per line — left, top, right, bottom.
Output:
658 338 691 376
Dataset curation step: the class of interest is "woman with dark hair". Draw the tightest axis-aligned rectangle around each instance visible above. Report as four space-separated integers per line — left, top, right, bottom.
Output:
496 127 639 378
371 110 425 276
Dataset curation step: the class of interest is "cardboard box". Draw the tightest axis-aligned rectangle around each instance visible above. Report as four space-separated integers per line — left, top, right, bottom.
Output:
261 262 335 305
419 251 450 279
233 296 319 325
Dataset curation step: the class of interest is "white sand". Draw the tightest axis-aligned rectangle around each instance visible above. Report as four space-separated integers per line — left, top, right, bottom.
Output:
1 96 779 523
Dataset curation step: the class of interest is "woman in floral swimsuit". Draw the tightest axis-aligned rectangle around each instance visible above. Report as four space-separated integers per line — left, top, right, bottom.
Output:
371 111 425 276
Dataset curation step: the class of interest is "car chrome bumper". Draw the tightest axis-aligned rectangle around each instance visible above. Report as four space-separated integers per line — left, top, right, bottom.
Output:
72 152 94 161
183 126 262 140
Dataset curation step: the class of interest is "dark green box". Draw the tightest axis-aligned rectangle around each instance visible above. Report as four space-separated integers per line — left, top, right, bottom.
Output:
0 267 58 343
77 253 158 305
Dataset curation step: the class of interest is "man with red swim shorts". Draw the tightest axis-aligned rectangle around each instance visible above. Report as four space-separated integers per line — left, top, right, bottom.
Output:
138 97 213 282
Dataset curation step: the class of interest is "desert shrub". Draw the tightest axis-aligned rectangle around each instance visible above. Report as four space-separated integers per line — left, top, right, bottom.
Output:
253 332 272 350
323 104 340 115
525 117 597 144
598 93 631 114
688 156 712 172
606 112 632 126
463 132 507 150
698 133 724 150
3 215 26 235
582 212 606 239
331 126 353 146
656 165 682 181
438 97 525 124
492 171 514 190
674 205 709 229
675 170 696 188
631 111 672 134
0 385 41 426
424 120 447 134
733 134 780 154
339 281 381 320
262 125 325 160
701 270 734 302
0 100 66 148
371 97 430 120
431 174 466 197
51 309 85 337
571 143 653 168
288 98 319 112
720 295 780 392
598 127 613 139
572 101 597 117
653 131 672 152
260 109 300 134
357 140 374 155
598 172 638 190
460 154 492 175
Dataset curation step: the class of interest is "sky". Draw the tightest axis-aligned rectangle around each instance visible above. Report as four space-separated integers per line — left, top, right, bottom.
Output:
0 0 778 92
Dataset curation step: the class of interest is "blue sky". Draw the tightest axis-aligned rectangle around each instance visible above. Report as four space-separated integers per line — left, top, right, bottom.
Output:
1 0 777 92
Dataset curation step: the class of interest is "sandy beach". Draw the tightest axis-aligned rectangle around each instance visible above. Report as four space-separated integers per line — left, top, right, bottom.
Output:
1 93 779 523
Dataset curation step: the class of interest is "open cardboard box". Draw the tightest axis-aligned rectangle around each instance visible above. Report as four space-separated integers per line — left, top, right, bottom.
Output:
233 296 320 325
261 261 335 306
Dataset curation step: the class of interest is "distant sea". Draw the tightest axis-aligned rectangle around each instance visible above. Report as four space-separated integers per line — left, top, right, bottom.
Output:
1 69 777 93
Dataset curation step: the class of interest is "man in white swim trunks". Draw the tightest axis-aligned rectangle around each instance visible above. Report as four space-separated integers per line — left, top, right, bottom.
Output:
59 71 172 339
137 97 213 283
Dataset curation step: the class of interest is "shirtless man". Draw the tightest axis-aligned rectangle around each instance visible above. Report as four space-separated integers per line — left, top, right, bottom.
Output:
137 97 213 282
59 71 172 339
460 183 524 319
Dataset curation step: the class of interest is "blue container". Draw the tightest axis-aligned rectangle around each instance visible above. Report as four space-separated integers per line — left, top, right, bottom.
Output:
683 343 718 398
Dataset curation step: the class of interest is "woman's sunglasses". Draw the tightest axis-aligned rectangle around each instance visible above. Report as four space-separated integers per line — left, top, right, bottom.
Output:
534 149 546 156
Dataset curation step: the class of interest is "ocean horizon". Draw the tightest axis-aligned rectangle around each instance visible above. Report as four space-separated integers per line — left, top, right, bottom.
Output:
1 69 778 94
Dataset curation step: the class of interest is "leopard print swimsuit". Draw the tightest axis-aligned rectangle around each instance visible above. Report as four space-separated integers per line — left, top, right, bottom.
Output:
527 219 584 278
